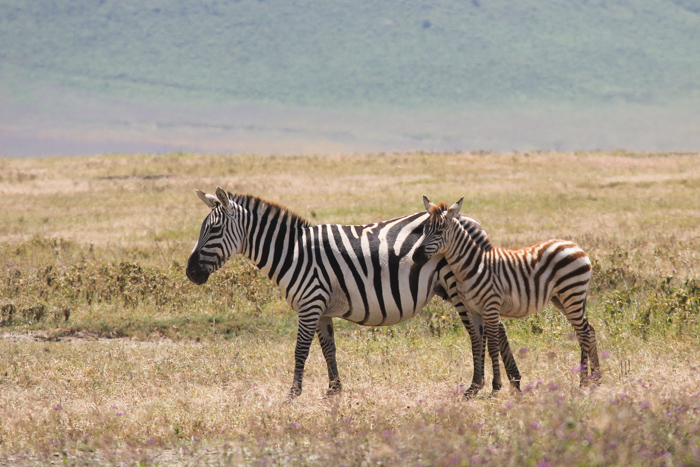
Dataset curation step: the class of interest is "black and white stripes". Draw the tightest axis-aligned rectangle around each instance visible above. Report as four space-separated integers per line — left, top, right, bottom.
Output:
186 187 520 398
417 196 600 394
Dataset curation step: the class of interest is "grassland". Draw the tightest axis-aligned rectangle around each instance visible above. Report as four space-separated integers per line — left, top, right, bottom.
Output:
1 151 699 465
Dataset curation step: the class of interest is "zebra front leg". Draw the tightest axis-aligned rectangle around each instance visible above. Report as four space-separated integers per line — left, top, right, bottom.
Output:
498 320 521 392
483 305 503 395
439 272 486 398
316 316 342 396
463 310 486 398
289 307 322 399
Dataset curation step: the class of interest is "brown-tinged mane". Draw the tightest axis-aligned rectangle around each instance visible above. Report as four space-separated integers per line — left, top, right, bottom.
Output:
428 201 450 216
429 200 494 252
230 193 313 227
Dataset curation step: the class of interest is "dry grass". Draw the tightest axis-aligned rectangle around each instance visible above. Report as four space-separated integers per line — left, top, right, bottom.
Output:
1 151 699 465
1 333 699 465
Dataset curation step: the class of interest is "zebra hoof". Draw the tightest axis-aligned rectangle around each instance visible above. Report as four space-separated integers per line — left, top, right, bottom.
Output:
590 372 602 385
463 386 481 399
288 387 302 400
579 374 602 388
325 383 342 397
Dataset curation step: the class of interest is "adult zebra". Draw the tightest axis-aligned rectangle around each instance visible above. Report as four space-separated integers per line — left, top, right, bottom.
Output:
186 187 521 398
417 196 600 393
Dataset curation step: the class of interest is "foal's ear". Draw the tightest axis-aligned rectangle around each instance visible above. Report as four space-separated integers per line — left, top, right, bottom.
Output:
446 197 464 220
215 186 233 215
422 195 437 213
195 189 219 209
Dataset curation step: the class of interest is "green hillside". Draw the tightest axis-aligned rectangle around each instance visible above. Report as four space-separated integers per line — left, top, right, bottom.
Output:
3 0 700 108
1 0 699 155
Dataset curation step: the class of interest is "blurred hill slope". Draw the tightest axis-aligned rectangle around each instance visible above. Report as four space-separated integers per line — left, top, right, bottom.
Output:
1 0 699 156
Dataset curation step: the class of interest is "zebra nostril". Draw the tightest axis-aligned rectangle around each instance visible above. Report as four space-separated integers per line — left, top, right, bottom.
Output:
186 265 209 285
186 254 210 285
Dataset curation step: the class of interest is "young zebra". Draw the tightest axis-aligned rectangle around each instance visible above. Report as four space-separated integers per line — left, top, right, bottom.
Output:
186 187 522 398
417 196 600 394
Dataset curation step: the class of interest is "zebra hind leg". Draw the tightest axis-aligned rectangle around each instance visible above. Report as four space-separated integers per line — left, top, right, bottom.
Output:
553 295 601 386
316 316 342 396
579 297 601 385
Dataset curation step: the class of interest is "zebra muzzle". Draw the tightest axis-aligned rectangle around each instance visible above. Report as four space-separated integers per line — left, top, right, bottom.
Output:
186 254 210 285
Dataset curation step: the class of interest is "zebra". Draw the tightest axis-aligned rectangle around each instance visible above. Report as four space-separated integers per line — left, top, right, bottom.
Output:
186 187 522 398
416 196 600 394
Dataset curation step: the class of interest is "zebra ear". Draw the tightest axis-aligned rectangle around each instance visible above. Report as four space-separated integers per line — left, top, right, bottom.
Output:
446 197 464 220
215 186 233 214
195 189 218 209
423 195 437 213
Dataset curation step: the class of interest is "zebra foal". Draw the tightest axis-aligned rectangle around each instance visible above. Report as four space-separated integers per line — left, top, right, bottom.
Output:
417 196 601 394
186 187 522 398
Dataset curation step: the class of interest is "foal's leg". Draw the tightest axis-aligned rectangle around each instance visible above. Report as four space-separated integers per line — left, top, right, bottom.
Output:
465 311 486 397
498 320 521 391
552 295 600 385
482 301 504 394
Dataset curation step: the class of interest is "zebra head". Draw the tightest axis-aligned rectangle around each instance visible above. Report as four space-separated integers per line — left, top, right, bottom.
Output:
186 187 245 285
415 195 464 260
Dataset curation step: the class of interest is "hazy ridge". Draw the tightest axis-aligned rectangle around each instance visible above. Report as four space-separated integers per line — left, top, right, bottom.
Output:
1 0 699 156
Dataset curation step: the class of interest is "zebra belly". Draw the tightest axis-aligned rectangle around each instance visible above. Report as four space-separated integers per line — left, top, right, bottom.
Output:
499 303 540 319
457 285 537 320
324 285 434 326
321 262 442 326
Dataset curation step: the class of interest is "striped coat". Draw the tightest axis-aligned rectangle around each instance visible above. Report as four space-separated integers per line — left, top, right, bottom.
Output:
187 188 521 398
418 196 600 393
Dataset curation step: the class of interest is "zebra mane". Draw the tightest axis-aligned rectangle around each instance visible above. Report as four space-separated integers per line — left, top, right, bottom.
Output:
229 193 313 227
428 201 450 215
455 214 494 252
428 201 494 252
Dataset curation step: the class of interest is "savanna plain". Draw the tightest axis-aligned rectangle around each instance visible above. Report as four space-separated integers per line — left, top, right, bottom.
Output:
1 151 699 466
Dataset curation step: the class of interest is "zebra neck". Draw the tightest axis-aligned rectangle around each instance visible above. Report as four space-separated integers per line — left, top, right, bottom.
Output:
445 222 486 282
236 196 309 285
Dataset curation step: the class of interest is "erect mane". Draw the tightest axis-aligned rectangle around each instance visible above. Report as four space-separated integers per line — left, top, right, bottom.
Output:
456 214 494 252
428 201 450 216
230 193 313 227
